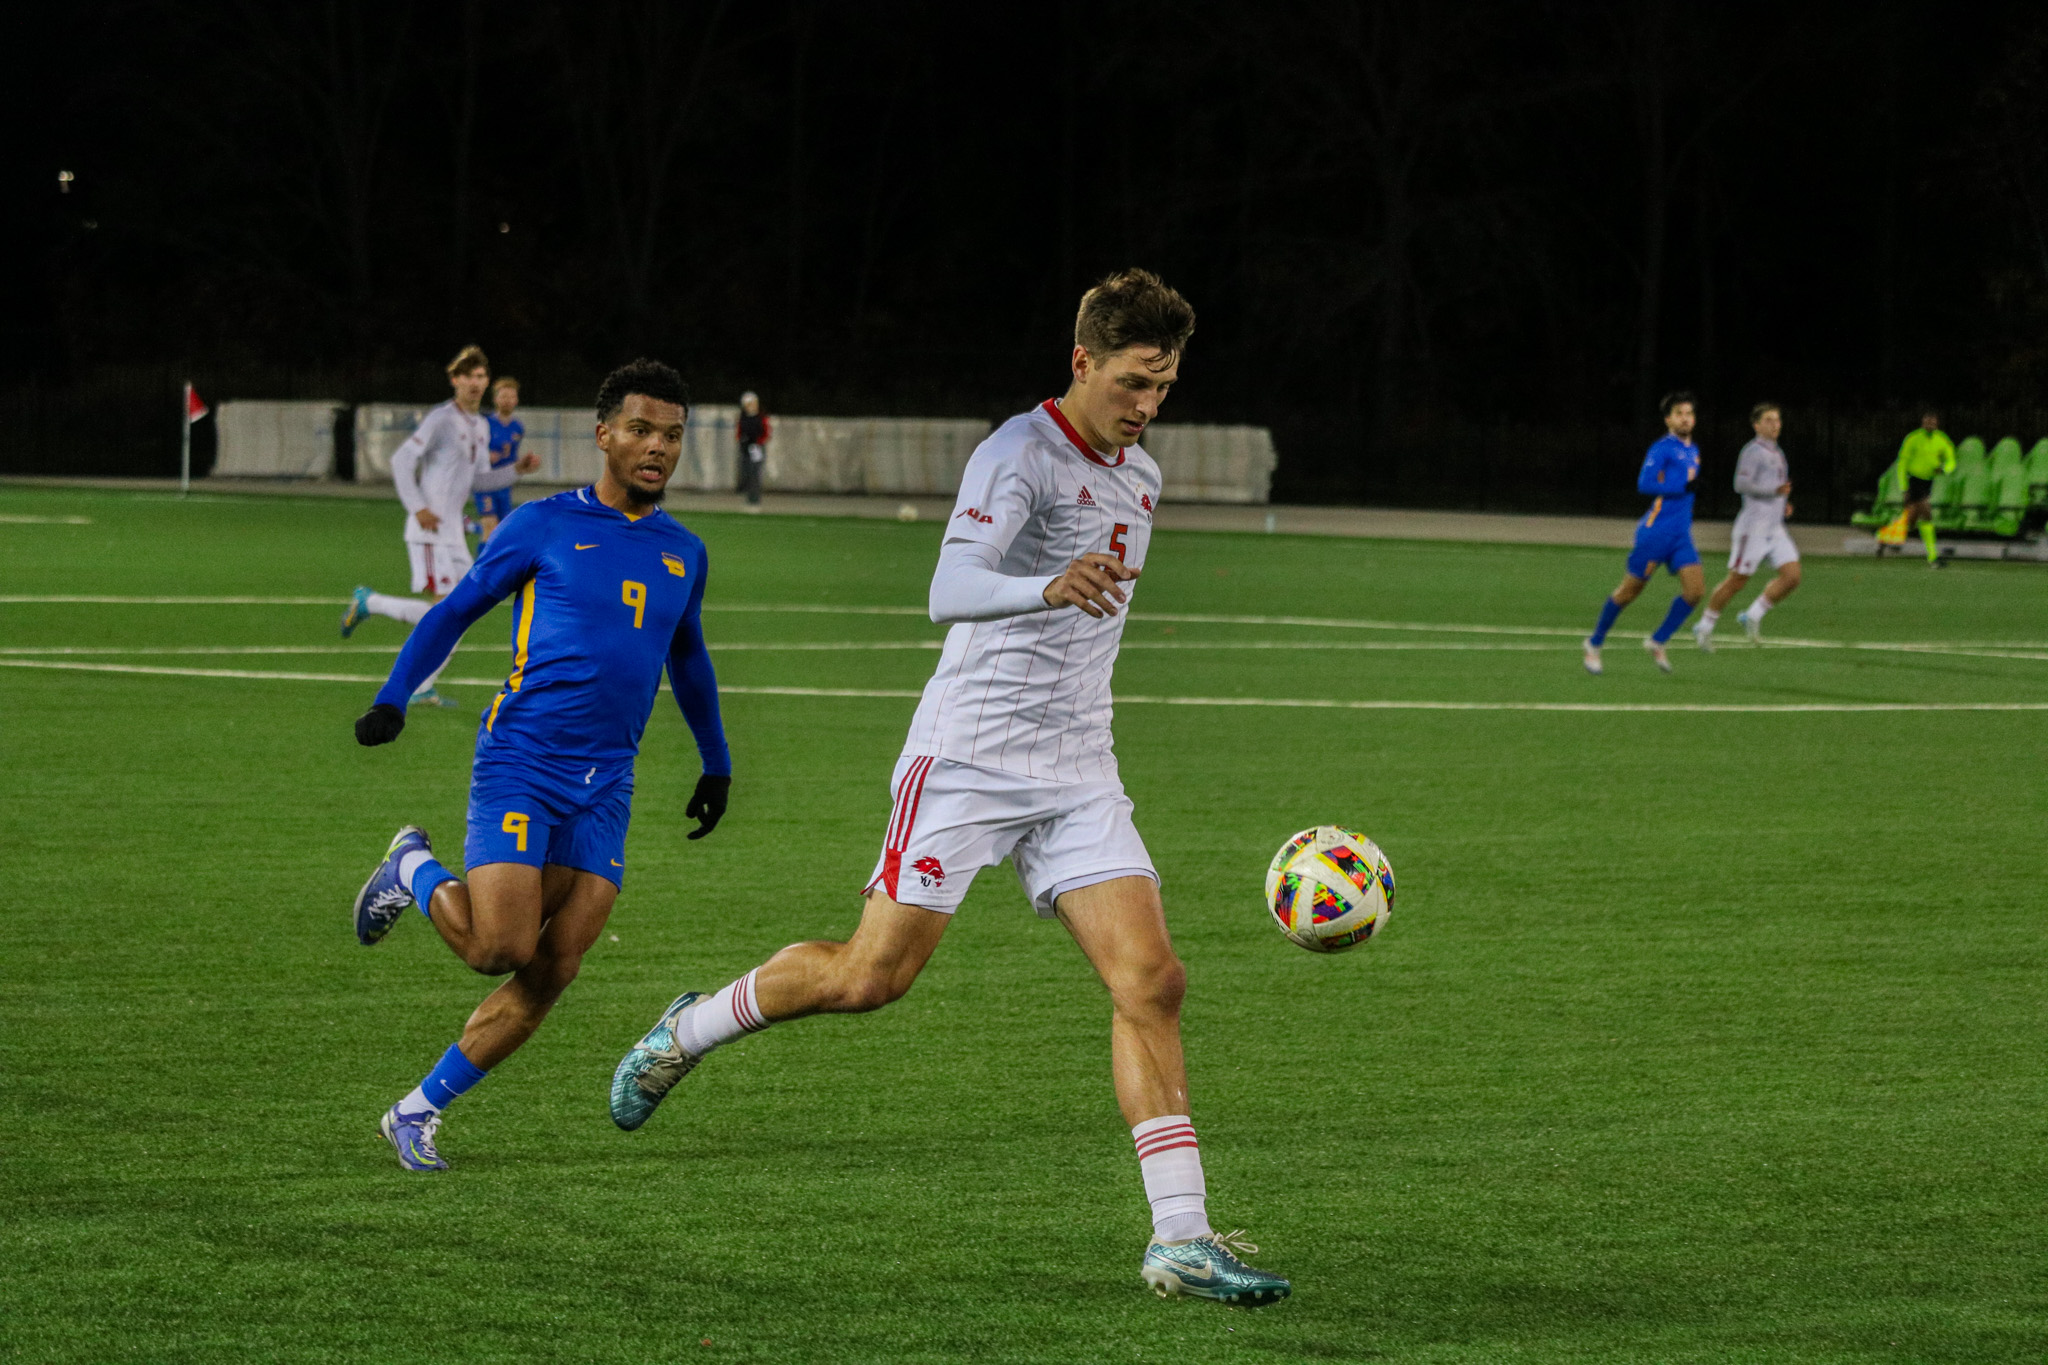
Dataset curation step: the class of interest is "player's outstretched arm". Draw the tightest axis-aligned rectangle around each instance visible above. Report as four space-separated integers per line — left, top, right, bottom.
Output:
666 565 733 838
353 578 499 745
1043 552 1140 619
353 505 543 746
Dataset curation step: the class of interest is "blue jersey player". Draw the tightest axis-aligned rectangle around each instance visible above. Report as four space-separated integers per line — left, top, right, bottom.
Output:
473 376 537 542
347 358 733 1172
1585 391 1706 675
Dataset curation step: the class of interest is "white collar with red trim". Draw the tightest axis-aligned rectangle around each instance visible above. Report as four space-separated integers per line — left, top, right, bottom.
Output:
1041 398 1127 468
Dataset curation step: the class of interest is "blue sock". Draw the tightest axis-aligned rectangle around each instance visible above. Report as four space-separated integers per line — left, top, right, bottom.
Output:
403 855 456 922
402 1043 488 1114
1651 595 1695 643
1589 597 1624 646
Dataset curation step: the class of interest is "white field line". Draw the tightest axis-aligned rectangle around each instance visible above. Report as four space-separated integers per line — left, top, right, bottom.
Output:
0 514 92 524
0 639 1577 658
3 657 2045 713
3 594 2046 658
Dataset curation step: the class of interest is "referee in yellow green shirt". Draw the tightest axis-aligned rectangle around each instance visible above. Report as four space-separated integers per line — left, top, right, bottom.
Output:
1895 410 1955 565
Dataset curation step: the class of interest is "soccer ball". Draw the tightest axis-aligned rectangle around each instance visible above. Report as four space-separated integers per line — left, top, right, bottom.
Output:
1264 826 1394 953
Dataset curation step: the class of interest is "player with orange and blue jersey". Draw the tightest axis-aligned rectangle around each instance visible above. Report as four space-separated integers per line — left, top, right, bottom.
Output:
346 358 732 1172
1584 391 1706 675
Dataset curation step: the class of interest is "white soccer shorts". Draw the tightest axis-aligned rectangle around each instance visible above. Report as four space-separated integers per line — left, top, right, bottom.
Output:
864 755 1157 916
407 539 474 596
1727 514 1799 576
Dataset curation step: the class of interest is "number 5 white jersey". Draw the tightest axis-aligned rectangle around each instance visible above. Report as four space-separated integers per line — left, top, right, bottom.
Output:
902 399 1162 784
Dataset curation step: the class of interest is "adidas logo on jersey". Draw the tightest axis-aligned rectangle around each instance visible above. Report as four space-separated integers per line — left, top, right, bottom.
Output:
1076 486 1096 507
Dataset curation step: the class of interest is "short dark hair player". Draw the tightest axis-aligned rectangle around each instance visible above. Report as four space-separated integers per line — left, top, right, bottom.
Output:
1584 391 1706 675
348 358 734 1172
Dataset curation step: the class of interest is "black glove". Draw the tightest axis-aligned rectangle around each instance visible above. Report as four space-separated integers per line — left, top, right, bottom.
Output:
686 773 730 840
355 703 406 747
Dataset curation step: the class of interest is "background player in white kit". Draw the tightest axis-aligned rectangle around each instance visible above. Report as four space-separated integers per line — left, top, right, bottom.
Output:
1694 402 1802 649
340 345 491 707
610 271 1290 1308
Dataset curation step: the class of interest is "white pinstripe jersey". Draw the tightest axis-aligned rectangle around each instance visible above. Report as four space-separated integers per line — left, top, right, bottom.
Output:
902 399 1161 783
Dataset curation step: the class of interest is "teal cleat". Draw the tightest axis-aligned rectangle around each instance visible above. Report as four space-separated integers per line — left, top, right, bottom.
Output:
409 687 458 709
610 991 703 1130
340 585 372 638
1141 1230 1290 1308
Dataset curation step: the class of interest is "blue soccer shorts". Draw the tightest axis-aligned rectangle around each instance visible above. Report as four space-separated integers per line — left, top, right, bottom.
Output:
1626 521 1700 578
465 753 635 886
473 487 513 522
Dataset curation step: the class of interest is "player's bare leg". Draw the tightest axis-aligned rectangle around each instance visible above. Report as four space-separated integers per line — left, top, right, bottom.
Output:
1054 876 1188 1125
609 893 949 1129
355 852 616 1171
1056 875 1288 1305
1695 569 1750 650
420 861 563 976
1736 559 1800 642
447 865 617 1068
752 893 952 1017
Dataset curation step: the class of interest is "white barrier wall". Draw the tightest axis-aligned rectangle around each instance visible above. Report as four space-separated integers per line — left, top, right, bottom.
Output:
762 416 992 494
349 403 1275 502
212 400 344 478
1141 423 1277 504
354 404 740 490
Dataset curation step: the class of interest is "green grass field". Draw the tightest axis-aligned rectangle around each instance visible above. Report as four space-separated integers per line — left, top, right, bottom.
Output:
3 484 2044 1364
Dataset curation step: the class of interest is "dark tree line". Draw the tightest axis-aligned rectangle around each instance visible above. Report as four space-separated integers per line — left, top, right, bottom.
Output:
8 0 2048 514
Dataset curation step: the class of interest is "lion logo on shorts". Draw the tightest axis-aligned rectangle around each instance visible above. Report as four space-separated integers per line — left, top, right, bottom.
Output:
912 856 946 888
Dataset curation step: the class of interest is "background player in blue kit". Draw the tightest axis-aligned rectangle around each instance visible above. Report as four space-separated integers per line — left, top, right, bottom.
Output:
1584 391 1704 675
472 375 539 542
346 358 733 1172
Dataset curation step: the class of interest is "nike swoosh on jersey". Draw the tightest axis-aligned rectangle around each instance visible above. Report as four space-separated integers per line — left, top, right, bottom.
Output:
575 543 600 550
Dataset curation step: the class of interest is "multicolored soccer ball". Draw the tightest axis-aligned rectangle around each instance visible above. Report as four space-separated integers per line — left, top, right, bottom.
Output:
1264 826 1395 953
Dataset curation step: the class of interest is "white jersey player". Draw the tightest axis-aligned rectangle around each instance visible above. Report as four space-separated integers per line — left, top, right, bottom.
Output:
339 345 491 707
609 271 1291 1308
1696 402 1803 649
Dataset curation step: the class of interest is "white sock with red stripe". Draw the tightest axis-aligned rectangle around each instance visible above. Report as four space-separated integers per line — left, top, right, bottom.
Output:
365 592 429 624
678 969 769 1056
1132 1114 1211 1243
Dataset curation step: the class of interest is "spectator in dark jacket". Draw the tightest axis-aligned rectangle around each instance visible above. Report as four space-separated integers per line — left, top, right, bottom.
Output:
737 391 771 511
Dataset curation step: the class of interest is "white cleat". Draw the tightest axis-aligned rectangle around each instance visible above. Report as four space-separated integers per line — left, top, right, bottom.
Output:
1739 611 1762 644
1643 636 1673 673
1692 620 1715 652
1582 639 1603 675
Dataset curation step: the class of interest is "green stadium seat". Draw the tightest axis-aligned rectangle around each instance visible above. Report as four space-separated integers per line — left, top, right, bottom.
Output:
1852 454 1906 527
1992 458 2031 537
2028 438 2048 508
1963 438 2019 530
1936 438 1983 530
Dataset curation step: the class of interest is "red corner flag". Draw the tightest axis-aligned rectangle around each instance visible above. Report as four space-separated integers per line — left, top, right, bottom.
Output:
185 384 208 423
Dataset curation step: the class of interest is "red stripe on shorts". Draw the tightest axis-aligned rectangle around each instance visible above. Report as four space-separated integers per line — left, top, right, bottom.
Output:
879 756 934 899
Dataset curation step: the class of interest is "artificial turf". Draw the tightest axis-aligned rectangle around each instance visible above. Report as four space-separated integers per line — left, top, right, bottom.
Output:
1 484 2043 1363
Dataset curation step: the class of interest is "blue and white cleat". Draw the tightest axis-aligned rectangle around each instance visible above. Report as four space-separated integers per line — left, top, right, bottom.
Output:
353 825 431 946
1141 1230 1291 1307
610 991 704 1131
379 1104 449 1172
409 687 458 709
1739 609 1763 644
340 585 373 638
